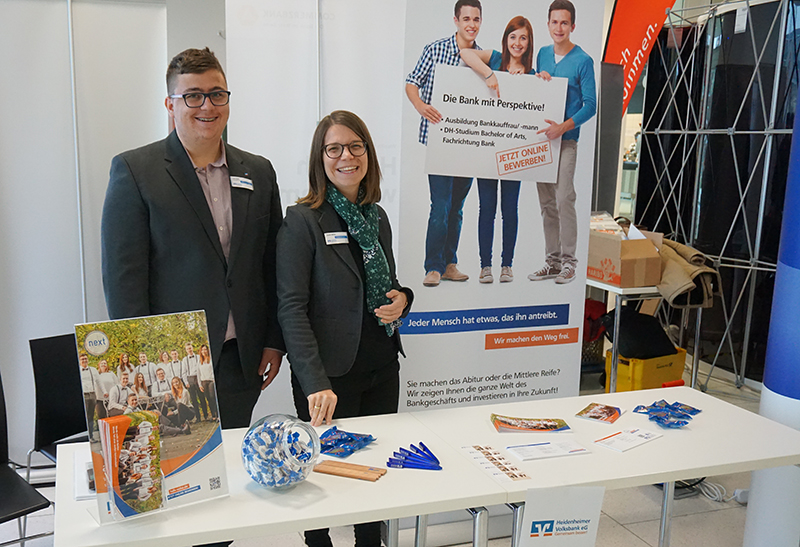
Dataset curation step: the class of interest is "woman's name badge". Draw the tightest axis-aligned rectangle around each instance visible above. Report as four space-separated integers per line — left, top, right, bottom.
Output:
325 232 348 245
230 176 253 190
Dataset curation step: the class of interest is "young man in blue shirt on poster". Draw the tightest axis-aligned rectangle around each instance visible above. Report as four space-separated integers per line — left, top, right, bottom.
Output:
406 0 482 287
529 0 596 285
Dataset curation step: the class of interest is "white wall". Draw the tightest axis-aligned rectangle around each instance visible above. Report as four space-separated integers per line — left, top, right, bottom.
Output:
0 0 166 463
167 0 226 64
1 0 83 463
74 1 168 323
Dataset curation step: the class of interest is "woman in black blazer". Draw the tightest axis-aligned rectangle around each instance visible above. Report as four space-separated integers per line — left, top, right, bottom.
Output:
277 110 412 547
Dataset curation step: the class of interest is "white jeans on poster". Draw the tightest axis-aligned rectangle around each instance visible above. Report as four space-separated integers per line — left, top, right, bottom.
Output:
536 139 578 267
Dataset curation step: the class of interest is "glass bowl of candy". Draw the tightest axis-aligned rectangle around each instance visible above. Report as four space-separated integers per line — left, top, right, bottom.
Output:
241 414 320 490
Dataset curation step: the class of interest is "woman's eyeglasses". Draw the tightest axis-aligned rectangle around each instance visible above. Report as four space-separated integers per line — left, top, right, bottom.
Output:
323 141 367 159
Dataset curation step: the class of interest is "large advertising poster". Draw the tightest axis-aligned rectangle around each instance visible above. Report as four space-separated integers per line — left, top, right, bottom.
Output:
399 0 603 410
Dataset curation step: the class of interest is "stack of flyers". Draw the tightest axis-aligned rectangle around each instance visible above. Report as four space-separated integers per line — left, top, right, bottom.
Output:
506 440 588 461
575 403 623 424
594 428 662 452
461 445 529 481
490 414 570 433
99 412 164 518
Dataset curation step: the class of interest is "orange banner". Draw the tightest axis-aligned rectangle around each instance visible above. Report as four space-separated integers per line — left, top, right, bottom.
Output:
604 0 676 113
485 328 579 350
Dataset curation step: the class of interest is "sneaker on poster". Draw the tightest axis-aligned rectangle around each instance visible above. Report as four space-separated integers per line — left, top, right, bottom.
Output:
555 263 577 284
479 267 493 284
499 266 513 283
442 263 469 281
528 264 561 281
423 271 441 287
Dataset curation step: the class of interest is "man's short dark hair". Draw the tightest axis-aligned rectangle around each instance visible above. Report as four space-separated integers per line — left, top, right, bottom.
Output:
166 47 226 94
455 0 481 18
548 0 576 24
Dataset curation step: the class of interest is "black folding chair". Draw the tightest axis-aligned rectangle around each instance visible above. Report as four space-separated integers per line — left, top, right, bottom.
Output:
0 369 52 546
26 334 88 480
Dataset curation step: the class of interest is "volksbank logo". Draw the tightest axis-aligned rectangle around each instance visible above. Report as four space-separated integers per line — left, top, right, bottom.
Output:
530 520 554 537
531 518 593 537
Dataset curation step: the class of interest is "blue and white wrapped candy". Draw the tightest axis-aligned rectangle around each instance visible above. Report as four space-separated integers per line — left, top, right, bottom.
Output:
241 414 321 490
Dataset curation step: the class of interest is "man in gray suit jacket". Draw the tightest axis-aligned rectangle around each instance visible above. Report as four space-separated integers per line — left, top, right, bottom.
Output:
101 48 284 430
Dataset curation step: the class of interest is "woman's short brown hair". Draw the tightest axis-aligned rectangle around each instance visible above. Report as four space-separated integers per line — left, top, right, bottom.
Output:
299 110 382 208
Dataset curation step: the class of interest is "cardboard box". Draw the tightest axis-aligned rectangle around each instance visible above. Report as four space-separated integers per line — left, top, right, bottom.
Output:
587 230 662 288
604 347 687 392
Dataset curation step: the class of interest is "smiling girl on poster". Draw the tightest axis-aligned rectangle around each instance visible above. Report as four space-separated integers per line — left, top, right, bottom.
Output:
461 16 548 284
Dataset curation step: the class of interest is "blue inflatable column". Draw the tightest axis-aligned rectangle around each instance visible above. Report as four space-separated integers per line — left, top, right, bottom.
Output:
743 98 800 547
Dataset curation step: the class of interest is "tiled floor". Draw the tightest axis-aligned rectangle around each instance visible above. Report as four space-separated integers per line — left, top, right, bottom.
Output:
1 363 763 547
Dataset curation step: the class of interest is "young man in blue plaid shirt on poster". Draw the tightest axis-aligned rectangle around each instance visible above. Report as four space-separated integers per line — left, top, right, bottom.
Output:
405 0 482 288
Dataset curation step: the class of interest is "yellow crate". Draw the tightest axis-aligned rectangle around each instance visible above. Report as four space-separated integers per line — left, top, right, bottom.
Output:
604 347 687 392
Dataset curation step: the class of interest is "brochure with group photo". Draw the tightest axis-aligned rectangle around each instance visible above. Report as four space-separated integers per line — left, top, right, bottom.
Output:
575 402 623 424
75 311 228 523
490 413 571 433
98 412 164 517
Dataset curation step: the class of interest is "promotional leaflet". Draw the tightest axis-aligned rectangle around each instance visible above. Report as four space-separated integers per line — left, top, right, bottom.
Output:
506 440 588 461
98 412 164 518
491 414 570 433
72 449 96 501
594 428 662 452
461 444 530 482
574 403 623 424
75 311 228 522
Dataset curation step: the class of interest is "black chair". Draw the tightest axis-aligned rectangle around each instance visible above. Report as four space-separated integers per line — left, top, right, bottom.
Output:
26 334 88 481
0 369 52 546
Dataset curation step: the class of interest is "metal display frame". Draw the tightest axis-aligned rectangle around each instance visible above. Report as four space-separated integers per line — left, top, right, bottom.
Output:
636 0 796 391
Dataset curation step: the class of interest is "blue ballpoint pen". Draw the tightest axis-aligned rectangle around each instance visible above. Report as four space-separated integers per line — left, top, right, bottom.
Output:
387 458 441 470
418 442 440 464
409 444 430 459
399 446 435 463
393 451 433 465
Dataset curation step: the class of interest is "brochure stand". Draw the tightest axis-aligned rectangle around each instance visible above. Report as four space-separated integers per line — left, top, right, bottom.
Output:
74 311 228 523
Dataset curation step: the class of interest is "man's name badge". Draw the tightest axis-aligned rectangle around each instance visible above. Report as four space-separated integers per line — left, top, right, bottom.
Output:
230 176 254 190
325 232 348 245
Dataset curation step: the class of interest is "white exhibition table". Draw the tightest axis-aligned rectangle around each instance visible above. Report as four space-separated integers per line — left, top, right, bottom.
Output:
414 387 799 494
54 412 506 547
54 387 800 547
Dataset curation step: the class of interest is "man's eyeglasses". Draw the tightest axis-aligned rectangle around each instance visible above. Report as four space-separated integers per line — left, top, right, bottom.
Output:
169 90 231 108
323 141 367 159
